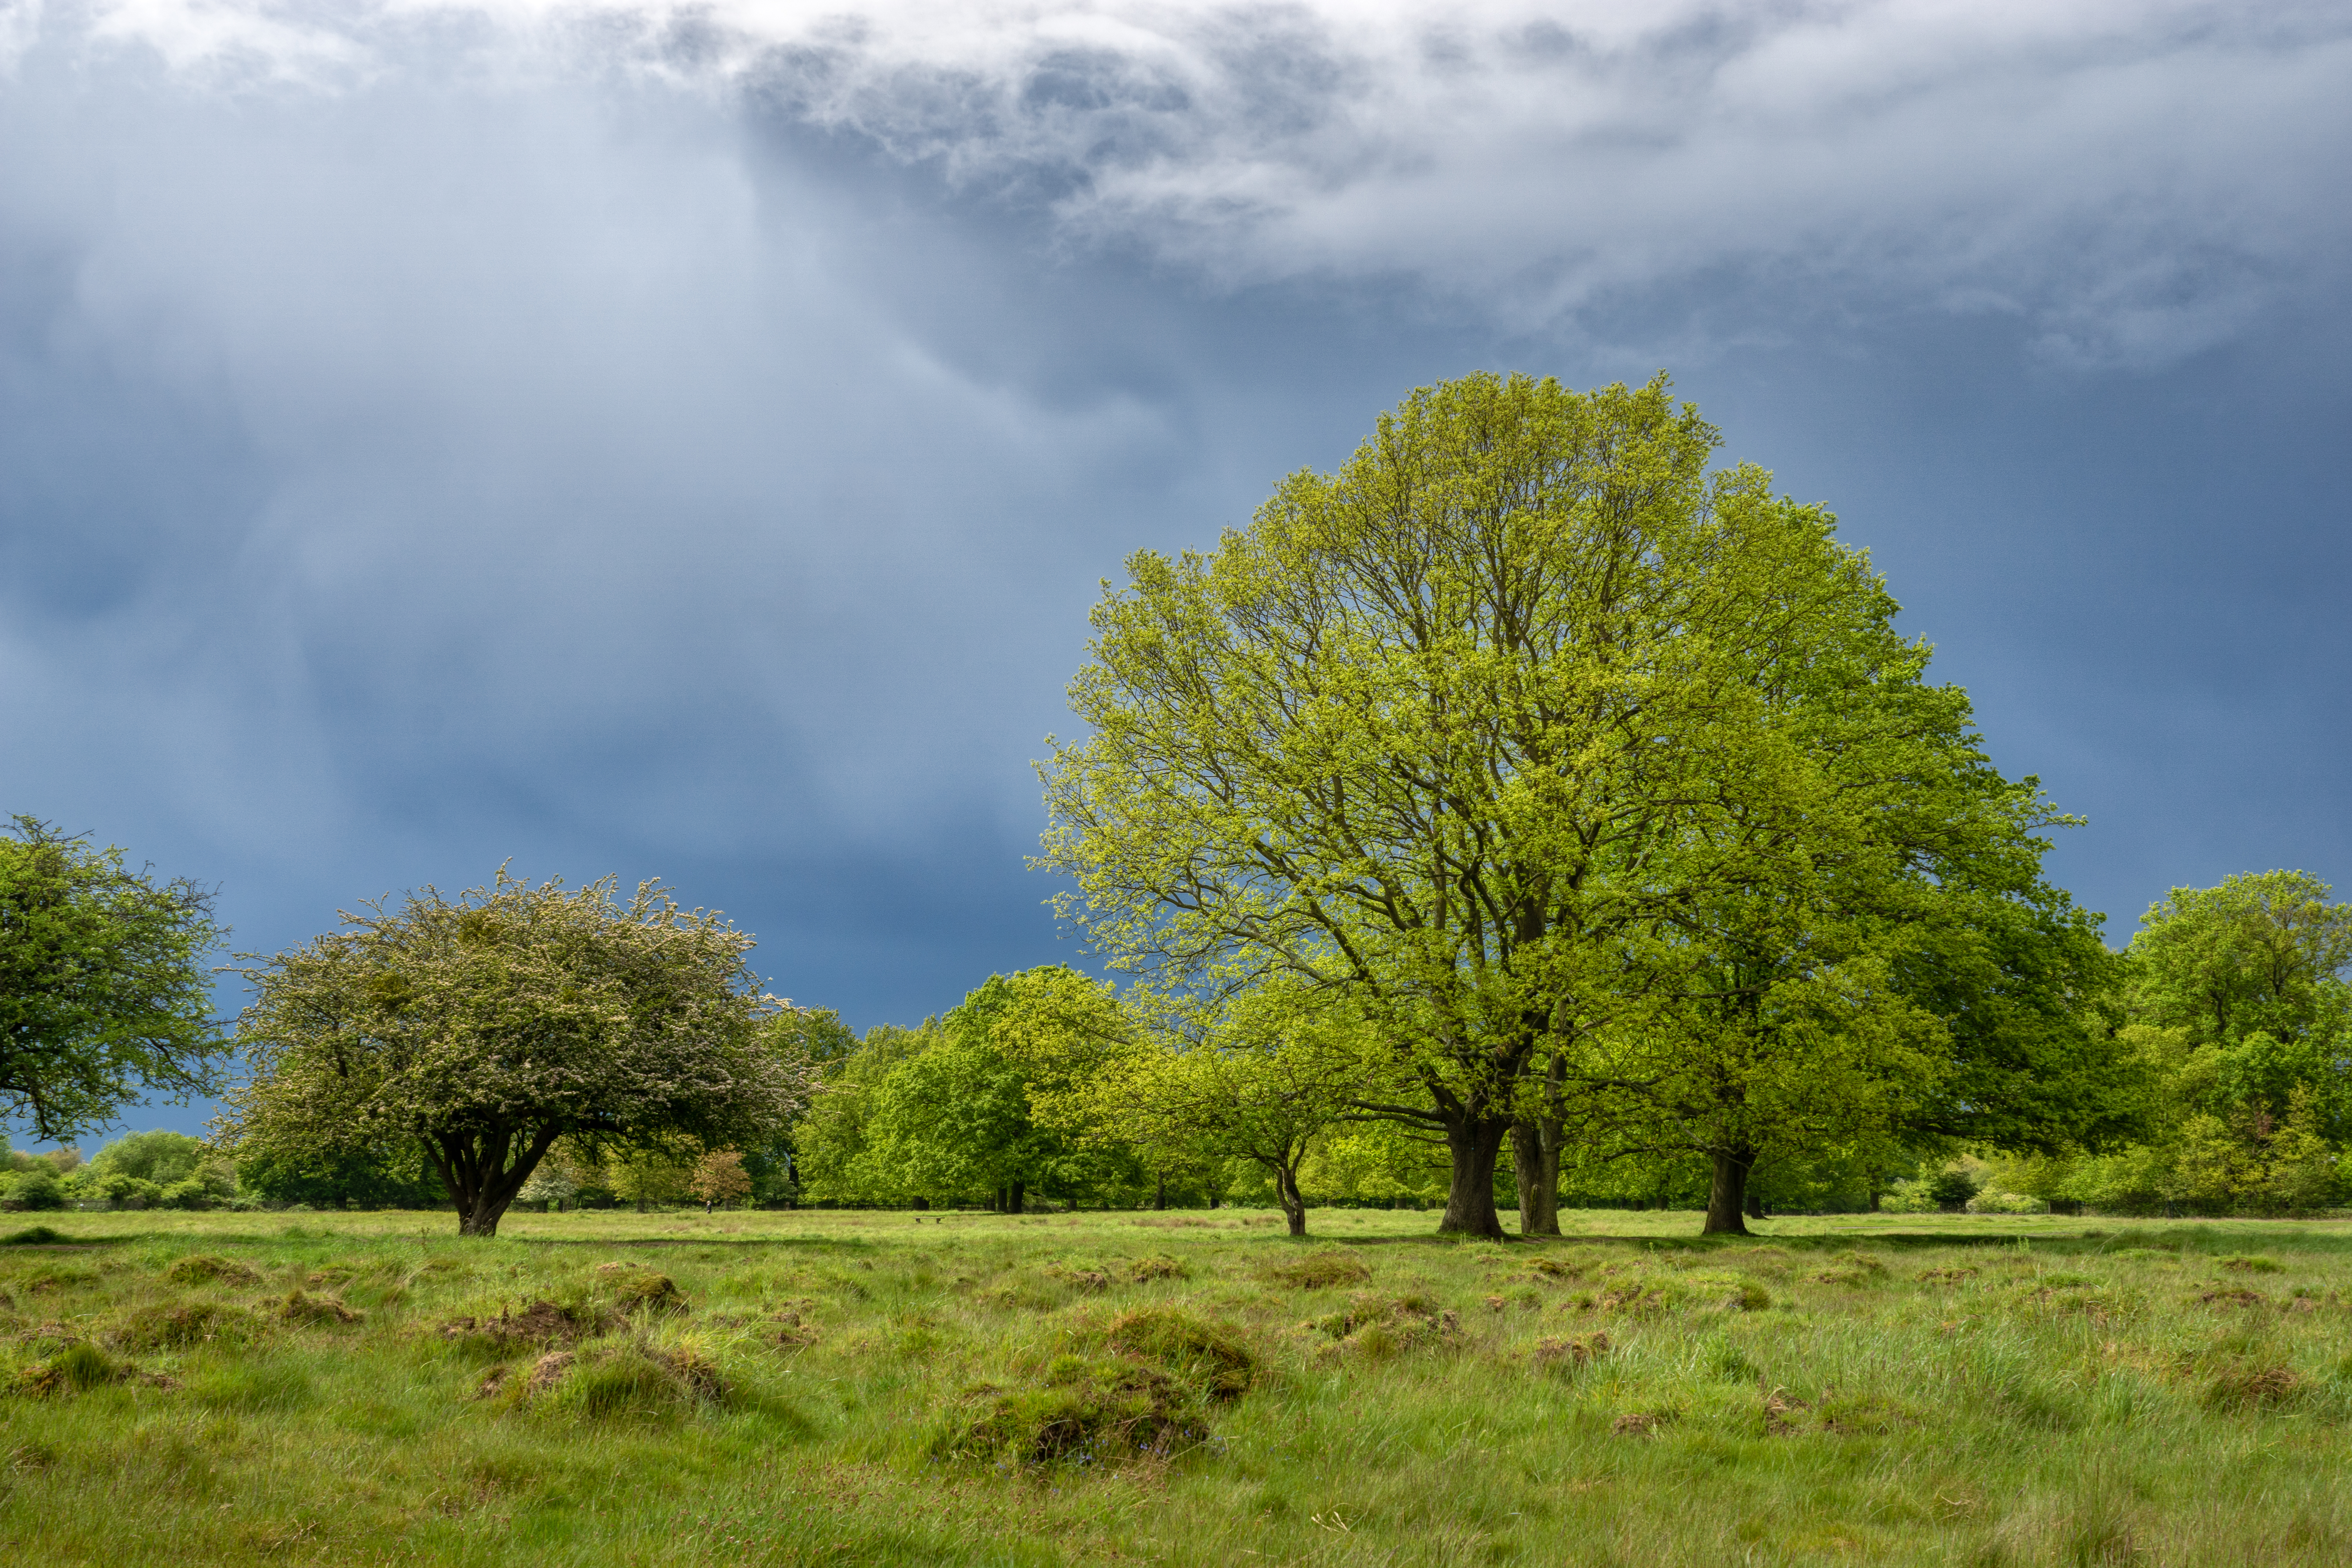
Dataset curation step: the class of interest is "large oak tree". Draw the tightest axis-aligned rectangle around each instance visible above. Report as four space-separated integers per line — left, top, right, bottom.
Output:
1039 371 2059 1236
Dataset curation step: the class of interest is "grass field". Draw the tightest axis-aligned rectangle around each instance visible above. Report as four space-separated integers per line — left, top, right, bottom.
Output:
5 1205 2352 1566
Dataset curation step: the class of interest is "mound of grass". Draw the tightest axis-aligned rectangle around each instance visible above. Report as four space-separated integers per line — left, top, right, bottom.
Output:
1811 1252 1891 1288
1126 1255 1186 1282
537 1339 726 1419
1264 1250 1371 1289
110 1301 243 1351
1043 1264 1112 1292
2196 1287 2267 1308
16 1341 125 1396
609 1273 688 1314
2 1225 71 1246
1532 1331 1611 1371
942 1364 1209 1468
274 1289 363 1326
1305 1292 1461 1357
23 1265 100 1292
2205 1363 2304 1411
1105 1307 1254 1399
439 1298 620 1350
2221 1256 2287 1274
165 1254 263 1286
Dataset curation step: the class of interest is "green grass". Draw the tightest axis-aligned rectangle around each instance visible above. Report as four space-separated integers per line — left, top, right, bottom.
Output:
5 1205 2352 1564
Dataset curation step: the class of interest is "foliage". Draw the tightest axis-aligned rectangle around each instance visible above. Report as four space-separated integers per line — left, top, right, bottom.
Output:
687 1149 753 1209
236 1143 446 1210
0 1165 64 1210
1038 372 2119 1237
0 816 226 1140
221 871 815 1235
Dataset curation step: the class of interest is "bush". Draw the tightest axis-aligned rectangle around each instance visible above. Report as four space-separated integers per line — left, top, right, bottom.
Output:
1926 1169 1980 1211
2 1168 65 1211
162 1178 217 1210
1965 1189 2050 1215
94 1173 166 1210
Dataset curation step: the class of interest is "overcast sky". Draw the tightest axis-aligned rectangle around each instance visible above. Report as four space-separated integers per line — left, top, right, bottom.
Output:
5 0 2350 1143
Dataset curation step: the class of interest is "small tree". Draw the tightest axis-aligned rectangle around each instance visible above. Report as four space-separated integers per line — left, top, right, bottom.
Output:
221 872 815 1236
0 817 225 1141
688 1150 752 1211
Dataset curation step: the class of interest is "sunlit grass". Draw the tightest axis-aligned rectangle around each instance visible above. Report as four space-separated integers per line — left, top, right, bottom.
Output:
5 1205 2352 1563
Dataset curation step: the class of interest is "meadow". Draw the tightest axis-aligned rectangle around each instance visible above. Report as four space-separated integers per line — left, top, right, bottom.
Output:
4 1206 2352 1566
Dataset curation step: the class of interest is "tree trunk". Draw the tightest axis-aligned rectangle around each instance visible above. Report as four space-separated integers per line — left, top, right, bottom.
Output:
430 1126 558 1238
1510 1119 1562 1237
1271 1161 1309 1237
1154 1173 1167 1211
1703 1149 1753 1236
1745 1172 1766 1220
1008 1180 1025 1215
1439 1118 1511 1238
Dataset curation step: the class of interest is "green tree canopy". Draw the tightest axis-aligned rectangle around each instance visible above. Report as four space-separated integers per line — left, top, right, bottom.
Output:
2125 870 2352 1134
1041 371 2083 1236
0 816 225 1140
220 872 815 1235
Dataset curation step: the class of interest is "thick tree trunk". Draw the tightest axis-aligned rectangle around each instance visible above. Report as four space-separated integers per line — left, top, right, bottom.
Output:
1511 1119 1562 1237
1745 1172 1766 1220
1009 1180 1025 1215
1272 1161 1309 1237
431 1126 558 1238
1154 1173 1167 1211
1703 1149 1753 1236
1439 1119 1511 1238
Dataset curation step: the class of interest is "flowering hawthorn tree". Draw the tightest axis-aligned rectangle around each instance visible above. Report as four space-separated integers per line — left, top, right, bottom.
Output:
220 872 815 1236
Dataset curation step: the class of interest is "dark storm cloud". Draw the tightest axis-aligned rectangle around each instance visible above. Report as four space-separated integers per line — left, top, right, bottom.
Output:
2 0 2349 1140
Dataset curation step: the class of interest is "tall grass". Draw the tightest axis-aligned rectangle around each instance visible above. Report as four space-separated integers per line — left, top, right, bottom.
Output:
4 1206 2351 1564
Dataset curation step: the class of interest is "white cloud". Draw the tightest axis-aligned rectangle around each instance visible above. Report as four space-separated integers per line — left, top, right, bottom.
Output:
28 0 2344 363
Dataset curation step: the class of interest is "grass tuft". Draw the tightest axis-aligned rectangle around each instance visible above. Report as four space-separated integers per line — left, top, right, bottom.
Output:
1263 1250 1371 1289
163 1254 261 1286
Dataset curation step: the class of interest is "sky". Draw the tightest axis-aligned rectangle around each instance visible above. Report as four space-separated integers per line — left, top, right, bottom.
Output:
4 0 2350 1145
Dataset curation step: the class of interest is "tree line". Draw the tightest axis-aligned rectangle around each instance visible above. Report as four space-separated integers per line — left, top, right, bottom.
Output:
5 375 2348 1236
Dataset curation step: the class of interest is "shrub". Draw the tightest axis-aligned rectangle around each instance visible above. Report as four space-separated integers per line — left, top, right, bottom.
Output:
2 1169 65 1212
162 1178 217 1210
1926 1169 1980 1211
1965 1189 2049 1215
